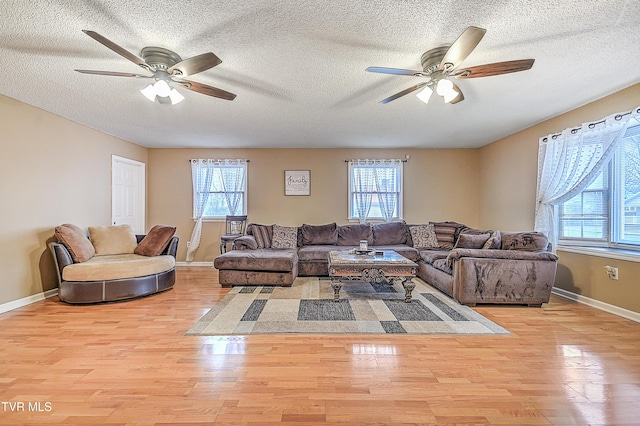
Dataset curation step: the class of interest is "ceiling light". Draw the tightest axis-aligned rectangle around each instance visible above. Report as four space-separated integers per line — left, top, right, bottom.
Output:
168 88 185 105
436 79 459 103
140 84 157 102
139 80 184 104
416 85 433 104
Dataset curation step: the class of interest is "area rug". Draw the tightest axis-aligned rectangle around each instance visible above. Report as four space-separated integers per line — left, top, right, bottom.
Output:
186 277 510 335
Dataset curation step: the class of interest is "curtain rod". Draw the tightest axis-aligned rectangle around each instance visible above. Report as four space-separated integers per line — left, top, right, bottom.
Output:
188 159 250 162
344 159 408 163
543 107 640 142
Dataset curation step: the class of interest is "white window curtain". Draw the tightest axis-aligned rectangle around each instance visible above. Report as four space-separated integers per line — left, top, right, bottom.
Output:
186 159 248 261
374 160 401 222
186 159 216 261
534 107 640 249
351 160 376 223
218 160 246 215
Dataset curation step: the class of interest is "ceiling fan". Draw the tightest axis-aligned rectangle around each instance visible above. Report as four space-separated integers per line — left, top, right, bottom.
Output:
366 26 534 105
75 30 236 104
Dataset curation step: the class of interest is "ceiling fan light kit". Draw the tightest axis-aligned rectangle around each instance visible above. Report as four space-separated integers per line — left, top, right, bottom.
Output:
75 30 236 105
366 26 534 106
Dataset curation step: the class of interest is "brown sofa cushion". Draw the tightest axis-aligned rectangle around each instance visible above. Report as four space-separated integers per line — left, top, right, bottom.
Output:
337 223 373 246
430 221 466 250
301 223 338 245
54 224 95 263
214 249 297 272
134 225 176 256
372 221 407 245
88 224 138 255
501 232 549 251
454 232 490 249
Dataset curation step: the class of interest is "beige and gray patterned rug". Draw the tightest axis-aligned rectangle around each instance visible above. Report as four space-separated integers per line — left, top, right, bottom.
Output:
186 277 510 335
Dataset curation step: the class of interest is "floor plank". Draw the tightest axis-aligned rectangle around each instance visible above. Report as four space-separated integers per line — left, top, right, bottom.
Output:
1 266 639 425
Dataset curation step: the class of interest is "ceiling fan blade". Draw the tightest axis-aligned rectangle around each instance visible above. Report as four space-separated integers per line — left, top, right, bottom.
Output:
167 52 222 77
82 30 150 71
379 82 428 104
176 79 236 100
448 81 464 104
74 69 150 78
454 59 535 79
440 26 486 71
366 66 426 77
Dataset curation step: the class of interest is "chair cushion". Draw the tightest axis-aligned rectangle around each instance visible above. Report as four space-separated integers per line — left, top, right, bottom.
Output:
54 224 95 263
88 225 138 255
62 254 175 281
134 225 176 256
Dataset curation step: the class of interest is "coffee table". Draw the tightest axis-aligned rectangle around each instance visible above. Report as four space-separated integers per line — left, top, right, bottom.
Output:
328 250 418 303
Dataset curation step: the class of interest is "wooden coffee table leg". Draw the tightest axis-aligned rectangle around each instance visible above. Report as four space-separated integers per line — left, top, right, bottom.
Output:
402 278 416 303
330 279 342 302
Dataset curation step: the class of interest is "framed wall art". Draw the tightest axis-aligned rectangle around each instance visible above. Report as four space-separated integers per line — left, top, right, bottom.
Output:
284 170 310 196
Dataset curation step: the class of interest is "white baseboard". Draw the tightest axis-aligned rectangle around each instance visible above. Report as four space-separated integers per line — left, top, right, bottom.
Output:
552 287 640 323
0 289 58 315
176 261 213 267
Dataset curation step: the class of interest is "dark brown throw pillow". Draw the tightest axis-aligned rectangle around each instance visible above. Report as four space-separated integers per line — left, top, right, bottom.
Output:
453 232 491 249
54 224 95 263
134 225 176 256
337 223 373 246
302 223 338 245
247 224 273 249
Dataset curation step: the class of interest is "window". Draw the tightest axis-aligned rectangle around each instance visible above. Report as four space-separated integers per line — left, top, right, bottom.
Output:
191 159 247 219
348 159 403 221
558 124 640 248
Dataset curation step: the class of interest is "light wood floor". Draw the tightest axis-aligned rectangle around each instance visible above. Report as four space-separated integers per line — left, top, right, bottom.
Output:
1 267 640 425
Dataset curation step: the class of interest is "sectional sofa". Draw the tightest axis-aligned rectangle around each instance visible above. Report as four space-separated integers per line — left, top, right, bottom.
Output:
214 221 558 306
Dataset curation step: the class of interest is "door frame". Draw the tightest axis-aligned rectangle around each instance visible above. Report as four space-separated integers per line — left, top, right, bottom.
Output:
111 155 146 233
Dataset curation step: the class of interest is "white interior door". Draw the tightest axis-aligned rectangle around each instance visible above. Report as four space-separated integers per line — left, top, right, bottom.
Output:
112 155 146 233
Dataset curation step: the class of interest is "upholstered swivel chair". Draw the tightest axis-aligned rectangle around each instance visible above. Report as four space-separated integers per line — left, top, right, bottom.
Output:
220 215 248 253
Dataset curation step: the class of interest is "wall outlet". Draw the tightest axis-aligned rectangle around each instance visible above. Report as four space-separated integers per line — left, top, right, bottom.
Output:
186 241 191 248
604 265 619 280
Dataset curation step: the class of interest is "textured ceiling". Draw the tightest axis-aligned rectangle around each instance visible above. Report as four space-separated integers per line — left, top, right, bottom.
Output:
2 0 639 149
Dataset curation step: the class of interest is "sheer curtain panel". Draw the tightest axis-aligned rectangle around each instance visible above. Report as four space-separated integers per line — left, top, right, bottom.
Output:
187 159 216 261
534 107 640 249
350 160 376 223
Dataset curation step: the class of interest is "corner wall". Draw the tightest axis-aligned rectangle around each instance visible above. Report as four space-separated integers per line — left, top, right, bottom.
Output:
0 95 147 305
478 83 640 313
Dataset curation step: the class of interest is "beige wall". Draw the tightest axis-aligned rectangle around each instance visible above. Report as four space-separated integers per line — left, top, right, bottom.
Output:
478 83 640 313
148 148 480 262
0 95 147 305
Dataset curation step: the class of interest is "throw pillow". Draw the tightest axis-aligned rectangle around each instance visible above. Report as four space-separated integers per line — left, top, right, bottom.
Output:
301 223 338 245
337 223 373 246
54 224 95 263
271 225 298 249
453 232 491 249
430 221 466 250
501 232 549 251
88 224 138 255
372 221 407 245
409 224 439 249
482 230 502 249
134 224 176 256
250 224 273 249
